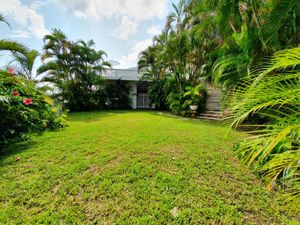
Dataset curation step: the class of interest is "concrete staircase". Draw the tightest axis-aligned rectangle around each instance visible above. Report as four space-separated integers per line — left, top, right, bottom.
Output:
198 84 224 121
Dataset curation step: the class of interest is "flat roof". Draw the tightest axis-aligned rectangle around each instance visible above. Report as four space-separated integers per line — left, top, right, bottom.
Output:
103 69 141 81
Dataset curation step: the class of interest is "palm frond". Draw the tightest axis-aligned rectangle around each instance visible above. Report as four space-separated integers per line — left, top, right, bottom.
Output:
0 40 28 54
228 46 300 205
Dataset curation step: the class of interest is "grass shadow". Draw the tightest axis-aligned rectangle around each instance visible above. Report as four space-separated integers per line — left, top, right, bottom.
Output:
67 110 131 123
151 111 225 127
0 139 38 166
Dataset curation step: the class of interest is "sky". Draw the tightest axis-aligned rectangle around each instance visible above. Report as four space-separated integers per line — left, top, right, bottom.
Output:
0 0 177 69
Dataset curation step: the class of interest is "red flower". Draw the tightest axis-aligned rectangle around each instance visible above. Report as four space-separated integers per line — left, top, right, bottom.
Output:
23 98 33 105
8 67 14 74
12 91 20 96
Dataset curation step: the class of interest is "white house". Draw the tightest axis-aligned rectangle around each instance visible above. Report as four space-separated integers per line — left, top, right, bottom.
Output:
102 68 153 109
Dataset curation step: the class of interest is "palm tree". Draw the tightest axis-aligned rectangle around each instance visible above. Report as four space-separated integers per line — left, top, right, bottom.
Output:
10 50 39 80
41 28 70 60
165 0 190 35
38 31 111 110
38 29 72 95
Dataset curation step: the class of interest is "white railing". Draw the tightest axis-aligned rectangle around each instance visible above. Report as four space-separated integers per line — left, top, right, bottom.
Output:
103 69 141 81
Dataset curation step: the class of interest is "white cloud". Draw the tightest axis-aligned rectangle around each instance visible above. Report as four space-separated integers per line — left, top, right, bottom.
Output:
29 1 49 10
116 17 138 40
0 0 49 39
57 0 168 39
146 25 162 36
58 0 168 21
10 30 30 38
117 39 152 68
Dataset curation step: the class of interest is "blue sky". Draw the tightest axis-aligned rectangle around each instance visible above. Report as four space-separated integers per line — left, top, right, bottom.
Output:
0 0 177 69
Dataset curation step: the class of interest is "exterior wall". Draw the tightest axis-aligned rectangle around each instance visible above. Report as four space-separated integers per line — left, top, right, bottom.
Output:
103 68 154 110
128 81 137 109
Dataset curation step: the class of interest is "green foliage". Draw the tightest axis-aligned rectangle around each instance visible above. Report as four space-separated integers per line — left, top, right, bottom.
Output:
38 30 111 111
139 0 300 93
0 70 67 147
184 84 207 107
10 50 39 80
0 40 28 55
166 89 187 116
105 80 131 109
228 46 300 205
165 79 207 116
261 0 300 51
147 79 168 110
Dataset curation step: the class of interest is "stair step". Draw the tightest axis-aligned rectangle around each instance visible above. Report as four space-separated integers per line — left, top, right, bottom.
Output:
206 105 221 108
207 94 221 96
204 112 222 115
200 114 221 118
207 103 220 105
205 111 222 114
207 99 220 103
206 107 221 110
205 84 223 121
206 102 220 104
197 116 224 121
207 96 221 98
200 112 222 116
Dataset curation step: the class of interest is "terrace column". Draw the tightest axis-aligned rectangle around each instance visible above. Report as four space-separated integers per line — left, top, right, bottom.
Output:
129 81 137 109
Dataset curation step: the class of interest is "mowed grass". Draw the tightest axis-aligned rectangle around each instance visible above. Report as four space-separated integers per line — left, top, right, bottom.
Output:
0 111 299 224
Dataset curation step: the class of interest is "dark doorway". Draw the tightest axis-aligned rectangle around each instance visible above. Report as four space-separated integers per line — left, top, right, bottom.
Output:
137 82 150 109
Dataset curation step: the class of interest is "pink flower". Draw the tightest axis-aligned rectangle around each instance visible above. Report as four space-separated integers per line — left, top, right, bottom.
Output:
12 91 20 96
8 67 14 74
23 98 33 105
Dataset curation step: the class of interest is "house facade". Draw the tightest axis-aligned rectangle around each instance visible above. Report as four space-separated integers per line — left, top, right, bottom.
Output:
102 68 153 109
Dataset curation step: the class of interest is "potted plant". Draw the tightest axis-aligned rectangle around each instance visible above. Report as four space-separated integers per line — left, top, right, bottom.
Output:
184 84 205 111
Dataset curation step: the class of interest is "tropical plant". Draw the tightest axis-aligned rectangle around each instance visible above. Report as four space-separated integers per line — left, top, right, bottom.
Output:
105 79 131 109
38 30 111 111
228 46 300 205
184 84 207 106
10 50 39 80
0 68 67 147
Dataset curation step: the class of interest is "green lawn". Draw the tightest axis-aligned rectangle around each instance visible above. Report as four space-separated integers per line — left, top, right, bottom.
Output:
1 111 299 224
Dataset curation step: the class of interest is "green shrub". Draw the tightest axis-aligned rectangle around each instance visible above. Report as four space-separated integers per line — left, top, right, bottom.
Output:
184 84 207 111
104 80 131 109
166 82 207 117
0 69 67 147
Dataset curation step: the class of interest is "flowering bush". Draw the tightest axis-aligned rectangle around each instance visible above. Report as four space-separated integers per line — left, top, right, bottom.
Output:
0 69 67 147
